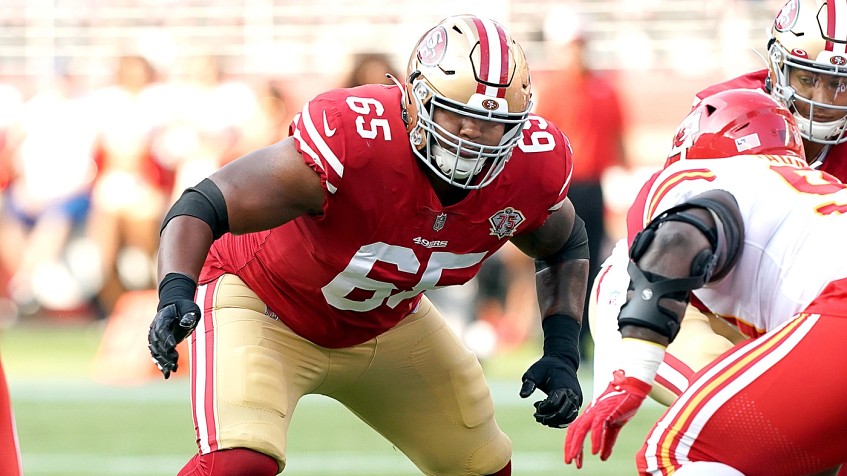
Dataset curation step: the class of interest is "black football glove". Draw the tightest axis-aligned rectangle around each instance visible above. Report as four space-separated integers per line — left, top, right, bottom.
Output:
520 355 582 428
148 273 200 379
519 314 583 428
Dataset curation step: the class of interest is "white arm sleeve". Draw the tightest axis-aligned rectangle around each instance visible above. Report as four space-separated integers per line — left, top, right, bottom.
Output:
587 238 631 401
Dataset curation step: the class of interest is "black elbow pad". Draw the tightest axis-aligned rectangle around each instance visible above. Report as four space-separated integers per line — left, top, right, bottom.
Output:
534 215 589 272
161 178 230 239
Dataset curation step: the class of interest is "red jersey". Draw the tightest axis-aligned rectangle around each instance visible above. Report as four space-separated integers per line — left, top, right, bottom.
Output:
199 84 573 348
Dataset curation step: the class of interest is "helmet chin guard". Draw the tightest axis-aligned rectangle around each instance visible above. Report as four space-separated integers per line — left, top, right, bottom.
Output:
431 143 485 180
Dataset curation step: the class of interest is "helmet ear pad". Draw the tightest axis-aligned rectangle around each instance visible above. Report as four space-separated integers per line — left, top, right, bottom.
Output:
403 70 432 150
403 72 420 135
404 91 420 137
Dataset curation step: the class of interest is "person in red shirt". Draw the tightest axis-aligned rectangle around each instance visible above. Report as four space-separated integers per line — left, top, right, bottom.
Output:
533 8 628 361
688 0 847 180
0 83 22 476
0 359 21 475
147 15 590 475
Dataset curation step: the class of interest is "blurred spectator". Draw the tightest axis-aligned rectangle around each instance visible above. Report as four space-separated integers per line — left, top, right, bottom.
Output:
0 84 23 192
85 54 174 317
342 52 399 88
533 6 630 362
152 55 262 199
0 357 21 475
0 70 98 318
473 244 540 351
256 79 294 145
0 84 24 322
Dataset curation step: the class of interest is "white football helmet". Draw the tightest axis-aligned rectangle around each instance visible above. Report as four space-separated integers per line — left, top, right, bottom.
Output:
404 15 532 189
769 0 847 144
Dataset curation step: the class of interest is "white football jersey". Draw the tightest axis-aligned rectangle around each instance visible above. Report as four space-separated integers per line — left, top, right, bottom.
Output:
640 154 847 337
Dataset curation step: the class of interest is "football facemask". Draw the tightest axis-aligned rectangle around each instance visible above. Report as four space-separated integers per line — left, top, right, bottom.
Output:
404 15 532 189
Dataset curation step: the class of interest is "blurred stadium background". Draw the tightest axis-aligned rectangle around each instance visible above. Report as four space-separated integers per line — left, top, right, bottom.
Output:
0 0 784 474
0 0 783 172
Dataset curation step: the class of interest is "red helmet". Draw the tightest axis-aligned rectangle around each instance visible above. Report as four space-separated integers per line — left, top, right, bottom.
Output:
666 89 805 165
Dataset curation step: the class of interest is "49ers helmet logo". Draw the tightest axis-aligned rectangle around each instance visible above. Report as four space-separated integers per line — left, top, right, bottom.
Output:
481 99 499 110
417 26 448 66
774 0 799 32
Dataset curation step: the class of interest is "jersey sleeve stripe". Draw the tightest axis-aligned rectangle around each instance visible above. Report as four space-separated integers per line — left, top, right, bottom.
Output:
548 155 573 212
291 113 325 172
644 169 716 225
291 119 339 194
299 101 344 178
717 315 766 339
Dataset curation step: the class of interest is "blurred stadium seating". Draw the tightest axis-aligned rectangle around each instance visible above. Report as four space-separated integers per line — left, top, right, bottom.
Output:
1 0 779 82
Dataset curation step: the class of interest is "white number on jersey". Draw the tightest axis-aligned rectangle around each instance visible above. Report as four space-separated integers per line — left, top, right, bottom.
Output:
346 96 392 141
322 242 486 311
517 116 556 153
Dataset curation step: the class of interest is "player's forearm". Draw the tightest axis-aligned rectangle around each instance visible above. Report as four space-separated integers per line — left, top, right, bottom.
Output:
620 325 670 347
158 216 215 283
536 258 589 324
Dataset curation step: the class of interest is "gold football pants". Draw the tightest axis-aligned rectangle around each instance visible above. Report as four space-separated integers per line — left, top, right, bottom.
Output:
187 273 512 475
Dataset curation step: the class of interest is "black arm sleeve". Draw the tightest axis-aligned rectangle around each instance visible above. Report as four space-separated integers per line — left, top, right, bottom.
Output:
160 178 230 239
534 214 589 273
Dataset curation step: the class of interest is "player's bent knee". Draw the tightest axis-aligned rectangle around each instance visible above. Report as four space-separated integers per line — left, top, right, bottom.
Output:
461 431 512 476
178 448 280 476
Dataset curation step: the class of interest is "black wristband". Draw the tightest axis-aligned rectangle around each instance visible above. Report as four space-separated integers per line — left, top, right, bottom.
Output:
541 314 581 370
157 273 198 311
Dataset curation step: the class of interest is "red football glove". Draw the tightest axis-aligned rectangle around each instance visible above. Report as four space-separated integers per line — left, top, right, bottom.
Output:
563 369 652 468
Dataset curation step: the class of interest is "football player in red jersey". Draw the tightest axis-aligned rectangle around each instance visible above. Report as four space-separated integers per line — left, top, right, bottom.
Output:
566 88 847 475
590 0 847 409
147 15 590 476
0 358 21 475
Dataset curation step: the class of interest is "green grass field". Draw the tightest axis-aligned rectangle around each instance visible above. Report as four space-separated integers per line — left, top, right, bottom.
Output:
1 321 665 475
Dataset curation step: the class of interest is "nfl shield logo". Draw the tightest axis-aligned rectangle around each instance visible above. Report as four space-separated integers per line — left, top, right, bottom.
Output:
488 207 525 239
433 213 447 232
